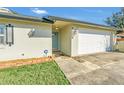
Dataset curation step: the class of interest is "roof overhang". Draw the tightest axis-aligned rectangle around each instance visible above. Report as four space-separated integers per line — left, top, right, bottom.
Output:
45 16 116 31
0 13 54 24
117 33 124 36
0 12 117 31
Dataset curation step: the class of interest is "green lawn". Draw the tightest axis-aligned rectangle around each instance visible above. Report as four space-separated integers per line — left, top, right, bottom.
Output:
0 61 70 85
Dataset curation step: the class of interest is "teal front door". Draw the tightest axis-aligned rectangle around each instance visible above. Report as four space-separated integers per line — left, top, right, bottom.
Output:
52 32 58 49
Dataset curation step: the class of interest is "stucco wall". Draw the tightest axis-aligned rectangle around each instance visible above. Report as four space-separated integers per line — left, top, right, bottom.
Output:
59 24 115 56
71 26 78 56
117 41 124 52
71 24 115 56
60 25 71 56
0 18 52 61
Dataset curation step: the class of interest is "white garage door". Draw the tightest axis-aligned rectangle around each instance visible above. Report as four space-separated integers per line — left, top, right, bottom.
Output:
78 28 112 55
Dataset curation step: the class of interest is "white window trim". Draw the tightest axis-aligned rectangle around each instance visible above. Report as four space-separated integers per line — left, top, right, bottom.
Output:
0 24 6 48
0 34 4 36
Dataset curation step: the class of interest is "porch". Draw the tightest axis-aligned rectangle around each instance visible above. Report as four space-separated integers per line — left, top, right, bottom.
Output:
52 20 72 56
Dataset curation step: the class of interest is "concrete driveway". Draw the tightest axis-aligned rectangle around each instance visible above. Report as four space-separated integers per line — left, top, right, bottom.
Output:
55 52 124 85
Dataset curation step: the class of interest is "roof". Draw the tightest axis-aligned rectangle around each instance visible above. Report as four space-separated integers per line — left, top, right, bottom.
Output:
0 12 54 23
0 10 118 31
117 32 124 36
44 16 116 30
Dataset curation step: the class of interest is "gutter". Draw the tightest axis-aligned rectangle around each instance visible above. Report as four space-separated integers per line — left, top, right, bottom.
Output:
0 13 54 24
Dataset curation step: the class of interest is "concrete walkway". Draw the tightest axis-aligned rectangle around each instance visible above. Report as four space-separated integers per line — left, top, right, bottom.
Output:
55 56 101 84
55 52 124 85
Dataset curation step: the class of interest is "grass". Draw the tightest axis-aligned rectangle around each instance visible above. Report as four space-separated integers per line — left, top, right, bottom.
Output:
0 61 70 85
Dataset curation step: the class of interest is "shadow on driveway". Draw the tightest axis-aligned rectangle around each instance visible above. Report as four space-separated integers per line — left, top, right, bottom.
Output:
56 52 124 85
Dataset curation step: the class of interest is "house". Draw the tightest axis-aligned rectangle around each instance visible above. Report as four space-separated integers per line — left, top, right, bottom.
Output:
0 8 116 61
116 32 124 52
117 32 124 40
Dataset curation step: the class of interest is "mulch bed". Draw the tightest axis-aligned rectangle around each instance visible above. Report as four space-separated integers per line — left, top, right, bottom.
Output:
0 56 54 69
117 38 124 41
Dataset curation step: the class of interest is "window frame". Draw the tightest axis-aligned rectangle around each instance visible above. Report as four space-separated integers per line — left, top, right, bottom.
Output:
0 24 6 47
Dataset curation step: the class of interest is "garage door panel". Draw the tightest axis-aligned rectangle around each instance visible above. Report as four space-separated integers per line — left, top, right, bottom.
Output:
78 29 112 55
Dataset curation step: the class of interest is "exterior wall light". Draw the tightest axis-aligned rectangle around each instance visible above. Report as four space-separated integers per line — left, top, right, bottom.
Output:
28 28 35 37
72 27 78 38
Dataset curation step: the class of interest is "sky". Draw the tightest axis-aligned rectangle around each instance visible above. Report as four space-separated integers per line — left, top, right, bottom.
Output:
7 7 121 25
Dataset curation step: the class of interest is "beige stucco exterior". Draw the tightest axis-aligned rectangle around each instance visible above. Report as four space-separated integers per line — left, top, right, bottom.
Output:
52 23 116 56
55 24 115 56
0 16 116 61
59 25 72 56
0 18 52 61
117 41 124 52
71 24 116 56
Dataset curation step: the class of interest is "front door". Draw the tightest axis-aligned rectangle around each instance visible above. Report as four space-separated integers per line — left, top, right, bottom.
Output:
52 32 58 49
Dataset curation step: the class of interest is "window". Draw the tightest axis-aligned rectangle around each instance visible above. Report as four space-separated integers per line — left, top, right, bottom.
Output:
0 25 5 46
0 24 14 47
0 28 4 34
